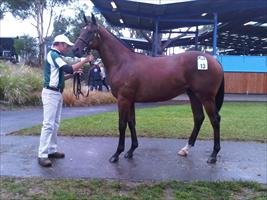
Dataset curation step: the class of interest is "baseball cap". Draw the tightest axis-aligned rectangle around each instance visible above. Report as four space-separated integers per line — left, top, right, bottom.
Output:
53 34 74 46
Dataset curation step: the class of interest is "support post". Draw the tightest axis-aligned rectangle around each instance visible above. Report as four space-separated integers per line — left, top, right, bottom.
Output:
195 26 199 50
152 18 159 57
213 12 218 56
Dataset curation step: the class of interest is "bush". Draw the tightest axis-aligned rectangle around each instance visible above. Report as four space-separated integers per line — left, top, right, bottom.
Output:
0 61 43 105
0 61 117 107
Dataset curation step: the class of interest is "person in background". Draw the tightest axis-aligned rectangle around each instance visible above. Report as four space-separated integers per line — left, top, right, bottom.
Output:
88 59 102 91
99 62 110 92
38 34 94 167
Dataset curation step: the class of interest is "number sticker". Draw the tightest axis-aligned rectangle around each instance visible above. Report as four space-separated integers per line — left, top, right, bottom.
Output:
197 56 208 70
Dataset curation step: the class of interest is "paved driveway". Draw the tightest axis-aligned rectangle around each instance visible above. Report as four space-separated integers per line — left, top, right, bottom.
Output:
1 136 266 183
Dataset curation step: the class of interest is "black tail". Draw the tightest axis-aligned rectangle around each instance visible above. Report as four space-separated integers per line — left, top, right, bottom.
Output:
215 76 224 112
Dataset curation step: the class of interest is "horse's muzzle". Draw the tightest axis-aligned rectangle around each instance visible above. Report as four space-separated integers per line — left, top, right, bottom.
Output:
72 47 81 58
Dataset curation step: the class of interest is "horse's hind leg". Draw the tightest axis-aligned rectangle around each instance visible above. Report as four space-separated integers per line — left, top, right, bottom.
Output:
202 99 221 164
109 98 130 163
124 103 138 159
178 90 205 156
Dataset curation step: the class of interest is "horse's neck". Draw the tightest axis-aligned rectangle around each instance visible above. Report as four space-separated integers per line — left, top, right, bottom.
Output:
97 27 133 73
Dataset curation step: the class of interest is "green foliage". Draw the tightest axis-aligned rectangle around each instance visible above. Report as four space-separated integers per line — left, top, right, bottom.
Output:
0 0 34 19
52 2 89 42
52 16 73 38
1 0 74 66
0 61 42 105
52 5 125 47
14 35 38 63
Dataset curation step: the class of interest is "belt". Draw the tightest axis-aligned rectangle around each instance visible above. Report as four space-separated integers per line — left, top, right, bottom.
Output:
45 86 63 93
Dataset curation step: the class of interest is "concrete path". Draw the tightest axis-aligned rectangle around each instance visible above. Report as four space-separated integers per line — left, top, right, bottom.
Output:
1 136 266 183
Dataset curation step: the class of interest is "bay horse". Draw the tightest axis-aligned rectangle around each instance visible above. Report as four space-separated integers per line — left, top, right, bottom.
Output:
73 14 224 164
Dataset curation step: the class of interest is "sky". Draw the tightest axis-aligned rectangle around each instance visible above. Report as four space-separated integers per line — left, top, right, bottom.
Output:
0 0 94 38
0 13 38 37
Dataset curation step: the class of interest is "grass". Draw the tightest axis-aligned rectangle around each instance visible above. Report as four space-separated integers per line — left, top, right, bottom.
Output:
13 102 267 142
1 177 266 200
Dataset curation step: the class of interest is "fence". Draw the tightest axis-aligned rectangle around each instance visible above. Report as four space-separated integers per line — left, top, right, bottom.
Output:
217 55 267 94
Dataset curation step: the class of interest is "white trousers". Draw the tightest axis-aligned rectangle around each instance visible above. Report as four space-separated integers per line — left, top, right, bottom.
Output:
38 88 63 158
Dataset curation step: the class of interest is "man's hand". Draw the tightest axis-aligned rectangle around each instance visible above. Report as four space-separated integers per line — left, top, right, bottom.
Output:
85 54 94 63
73 55 94 72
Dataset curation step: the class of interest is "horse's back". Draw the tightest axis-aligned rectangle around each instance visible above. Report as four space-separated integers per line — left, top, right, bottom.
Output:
141 51 223 92
116 51 223 102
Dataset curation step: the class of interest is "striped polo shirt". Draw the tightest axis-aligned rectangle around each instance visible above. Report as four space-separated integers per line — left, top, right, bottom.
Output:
43 48 71 90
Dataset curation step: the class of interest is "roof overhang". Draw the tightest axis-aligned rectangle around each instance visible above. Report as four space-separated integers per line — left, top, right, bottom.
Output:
91 0 267 55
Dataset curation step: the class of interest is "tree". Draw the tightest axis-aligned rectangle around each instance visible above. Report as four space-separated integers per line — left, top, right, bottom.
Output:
51 5 124 50
1 0 73 67
92 6 124 37
14 35 38 66
0 0 33 19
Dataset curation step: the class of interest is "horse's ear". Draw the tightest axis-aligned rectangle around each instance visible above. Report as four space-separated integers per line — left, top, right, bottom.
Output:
91 13 97 25
83 12 88 24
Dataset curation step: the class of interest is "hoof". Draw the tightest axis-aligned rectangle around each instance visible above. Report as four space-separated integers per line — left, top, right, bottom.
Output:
124 152 133 159
207 157 217 164
109 156 119 163
178 149 188 157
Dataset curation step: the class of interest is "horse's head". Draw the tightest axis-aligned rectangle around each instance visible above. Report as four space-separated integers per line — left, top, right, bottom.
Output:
73 13 100 57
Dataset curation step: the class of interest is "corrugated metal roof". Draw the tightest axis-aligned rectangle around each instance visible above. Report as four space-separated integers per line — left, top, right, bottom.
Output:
91 0 267 55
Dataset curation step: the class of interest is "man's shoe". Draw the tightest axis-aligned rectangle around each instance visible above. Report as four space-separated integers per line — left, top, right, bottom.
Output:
38 158 52 167
48 152 65 159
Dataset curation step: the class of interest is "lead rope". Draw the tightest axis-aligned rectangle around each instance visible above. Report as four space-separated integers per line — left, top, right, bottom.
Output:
73 49 92 99
73 70 90 99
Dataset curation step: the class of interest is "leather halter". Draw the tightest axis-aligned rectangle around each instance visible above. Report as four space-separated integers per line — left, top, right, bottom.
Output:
77 28 100 54
77 26 100 46
77 36 90 46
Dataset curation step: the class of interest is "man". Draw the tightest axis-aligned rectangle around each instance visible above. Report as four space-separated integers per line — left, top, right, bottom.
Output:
99 63 110 92
88 60 102 91
38 34 94 167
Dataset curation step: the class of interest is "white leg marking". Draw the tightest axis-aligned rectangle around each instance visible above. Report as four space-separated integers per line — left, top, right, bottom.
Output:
178 144 192 157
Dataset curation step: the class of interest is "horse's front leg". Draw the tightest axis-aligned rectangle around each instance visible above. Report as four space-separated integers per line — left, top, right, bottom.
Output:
124 103 138 159
109 98 131 163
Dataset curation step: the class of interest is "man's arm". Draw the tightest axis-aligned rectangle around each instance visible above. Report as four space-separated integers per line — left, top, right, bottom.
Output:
60 55 94 74
64 74 73 80
72 55 94 72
